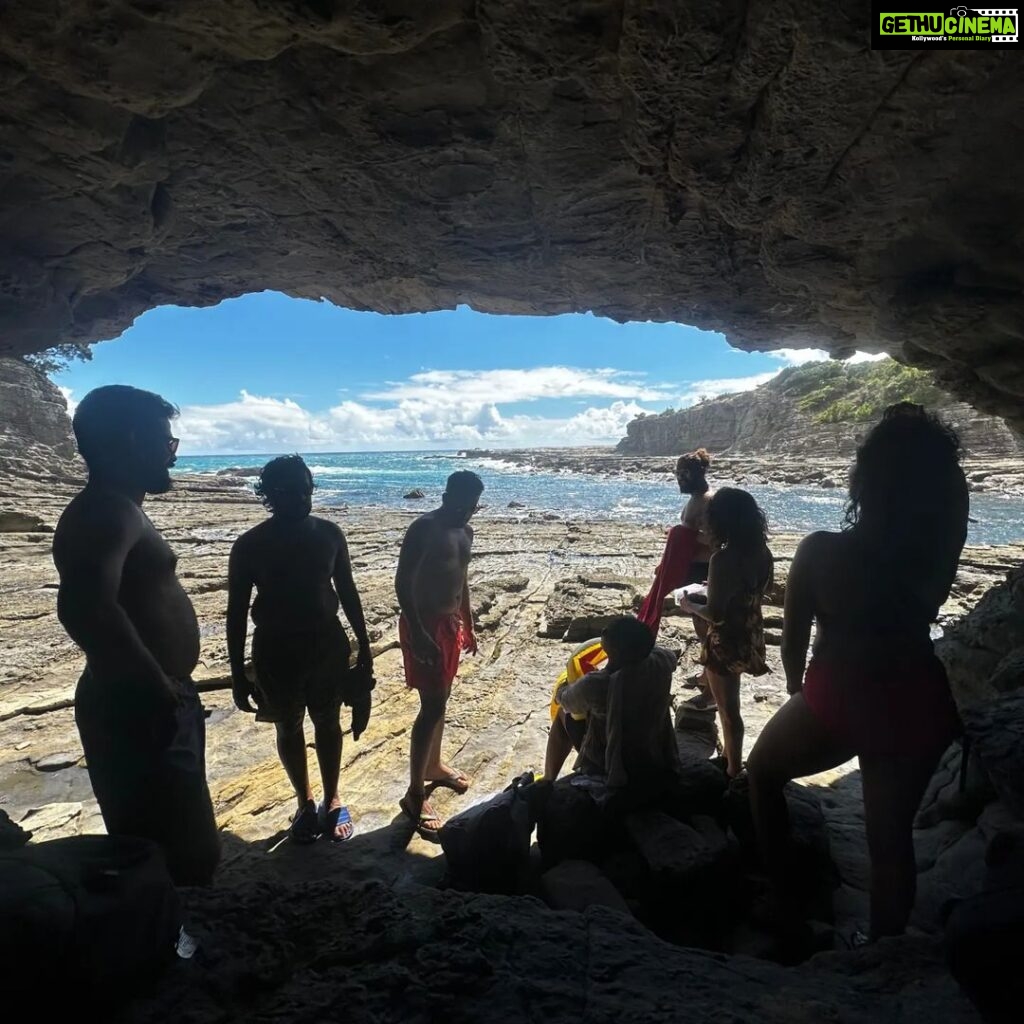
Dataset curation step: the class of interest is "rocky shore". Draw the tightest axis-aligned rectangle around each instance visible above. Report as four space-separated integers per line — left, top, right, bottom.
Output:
460 446 1024 496
2 467 1022 1019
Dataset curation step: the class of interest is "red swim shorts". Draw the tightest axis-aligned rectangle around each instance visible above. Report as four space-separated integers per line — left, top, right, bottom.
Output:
803 654 961 757
399 613 462 693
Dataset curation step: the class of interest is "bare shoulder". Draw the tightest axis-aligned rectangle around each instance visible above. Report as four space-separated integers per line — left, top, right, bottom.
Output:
311 515 345 541
794 530 839 559
464 523 474 541
790 531 844 584
231 518 271 552
53 489 144 572
406 511 439 538
55 489 140 545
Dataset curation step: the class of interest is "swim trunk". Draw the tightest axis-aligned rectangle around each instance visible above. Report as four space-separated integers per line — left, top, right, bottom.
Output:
75 670 220 886
803 653 961 757
252 618 352 724
561 709 587 752
399 613 462 693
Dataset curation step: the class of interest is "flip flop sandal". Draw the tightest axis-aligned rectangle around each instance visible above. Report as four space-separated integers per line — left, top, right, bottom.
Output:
320 803 355 844
399 796 443 844
427 771 471 795
289 800 320 845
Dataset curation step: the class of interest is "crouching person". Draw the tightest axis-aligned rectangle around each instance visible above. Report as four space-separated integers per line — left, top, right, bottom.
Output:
544 616 680 792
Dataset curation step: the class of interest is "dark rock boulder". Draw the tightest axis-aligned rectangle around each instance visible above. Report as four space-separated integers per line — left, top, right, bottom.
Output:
403 489 426 500
540 860 632 916
962 690 1024 818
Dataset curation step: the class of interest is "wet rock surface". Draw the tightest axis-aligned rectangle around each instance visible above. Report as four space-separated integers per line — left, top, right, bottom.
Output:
0 468 1018 1018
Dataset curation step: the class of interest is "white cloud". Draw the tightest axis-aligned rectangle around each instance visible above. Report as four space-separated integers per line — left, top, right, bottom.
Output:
768 348 832 366
677 372 780 407
58 386 78 416
363 367 671 404
843 351 888 364
677 349 889 407
170 369 666 454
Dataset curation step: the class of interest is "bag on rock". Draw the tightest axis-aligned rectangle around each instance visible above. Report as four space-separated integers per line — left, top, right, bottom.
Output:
439 771 543 894
0 834 182 999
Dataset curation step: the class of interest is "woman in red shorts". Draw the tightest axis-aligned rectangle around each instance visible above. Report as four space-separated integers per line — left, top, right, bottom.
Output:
747 403 969 940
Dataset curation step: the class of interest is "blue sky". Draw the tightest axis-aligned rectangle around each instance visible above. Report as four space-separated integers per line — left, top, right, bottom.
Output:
54 291 879 454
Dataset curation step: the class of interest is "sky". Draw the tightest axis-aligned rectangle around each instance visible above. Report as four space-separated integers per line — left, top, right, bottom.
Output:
53 291 884 455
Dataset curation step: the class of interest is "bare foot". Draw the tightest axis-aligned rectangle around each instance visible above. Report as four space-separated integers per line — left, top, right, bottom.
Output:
425 762 471 794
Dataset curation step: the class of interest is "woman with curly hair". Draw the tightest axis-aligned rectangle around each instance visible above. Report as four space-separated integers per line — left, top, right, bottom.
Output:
677 486 774 778
747 403 968 939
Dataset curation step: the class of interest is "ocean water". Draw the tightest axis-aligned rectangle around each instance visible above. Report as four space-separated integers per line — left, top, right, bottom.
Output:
174 450 1024 546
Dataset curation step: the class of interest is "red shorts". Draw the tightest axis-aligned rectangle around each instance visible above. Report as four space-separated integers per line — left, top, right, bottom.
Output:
803 654 961 757
399 613 462 693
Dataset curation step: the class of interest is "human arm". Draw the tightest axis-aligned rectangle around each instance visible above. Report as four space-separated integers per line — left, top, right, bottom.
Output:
780 534 818 695
226 539 257 712
332 527 372 672
554 670 609 718
459 539 477 655
54 500 178 713
394 518 439 666
332 527 373 739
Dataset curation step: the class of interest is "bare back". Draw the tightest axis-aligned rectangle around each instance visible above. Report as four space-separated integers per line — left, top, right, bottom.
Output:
682 490 714 560
795 529 963 664
53 487 200 680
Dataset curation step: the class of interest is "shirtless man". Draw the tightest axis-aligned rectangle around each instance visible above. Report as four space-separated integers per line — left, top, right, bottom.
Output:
676 448 714 576
52 385 219 885
395 470 483 841
227 455 373 844
676 448 716 702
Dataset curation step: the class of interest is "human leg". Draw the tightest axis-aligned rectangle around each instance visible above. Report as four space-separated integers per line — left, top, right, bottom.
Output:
403 688 448 836
706 669 743 776
310 707 354 841
859 748 944 938
543 710 577 781
746 693 854 886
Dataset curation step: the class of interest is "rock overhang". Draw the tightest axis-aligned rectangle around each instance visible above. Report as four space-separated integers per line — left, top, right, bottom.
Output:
0 1 1021 428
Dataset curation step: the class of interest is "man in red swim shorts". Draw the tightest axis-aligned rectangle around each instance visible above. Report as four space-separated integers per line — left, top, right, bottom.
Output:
395 471 483 841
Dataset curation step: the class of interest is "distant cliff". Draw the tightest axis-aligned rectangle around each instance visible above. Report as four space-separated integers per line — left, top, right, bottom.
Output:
618 360 1024 459
0 357 81 483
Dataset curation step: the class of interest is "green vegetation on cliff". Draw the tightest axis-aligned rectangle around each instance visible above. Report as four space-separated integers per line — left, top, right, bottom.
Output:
777 359 946 424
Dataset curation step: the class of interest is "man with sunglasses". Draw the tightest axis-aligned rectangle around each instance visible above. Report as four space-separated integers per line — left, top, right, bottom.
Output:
227 455 373 844
52 385 220 885
396 470 483 842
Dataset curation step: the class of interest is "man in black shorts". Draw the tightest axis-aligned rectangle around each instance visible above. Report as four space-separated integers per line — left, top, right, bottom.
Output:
227 456 373 843
53 386 220 885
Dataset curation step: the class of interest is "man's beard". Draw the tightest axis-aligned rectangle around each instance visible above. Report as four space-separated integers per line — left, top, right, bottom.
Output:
146 468 174 494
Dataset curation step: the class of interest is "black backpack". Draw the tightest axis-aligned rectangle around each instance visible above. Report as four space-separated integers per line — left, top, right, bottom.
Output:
439 772 545 894
0 834 182 1000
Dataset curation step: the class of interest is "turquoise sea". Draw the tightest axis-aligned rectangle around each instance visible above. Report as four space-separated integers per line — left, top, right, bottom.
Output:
174 450 1024 546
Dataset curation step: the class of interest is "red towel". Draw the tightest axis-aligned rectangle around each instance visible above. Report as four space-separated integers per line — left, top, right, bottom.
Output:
637 524 700 637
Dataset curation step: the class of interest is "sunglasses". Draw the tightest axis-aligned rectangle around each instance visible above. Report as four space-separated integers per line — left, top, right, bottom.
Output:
168 437 180 455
